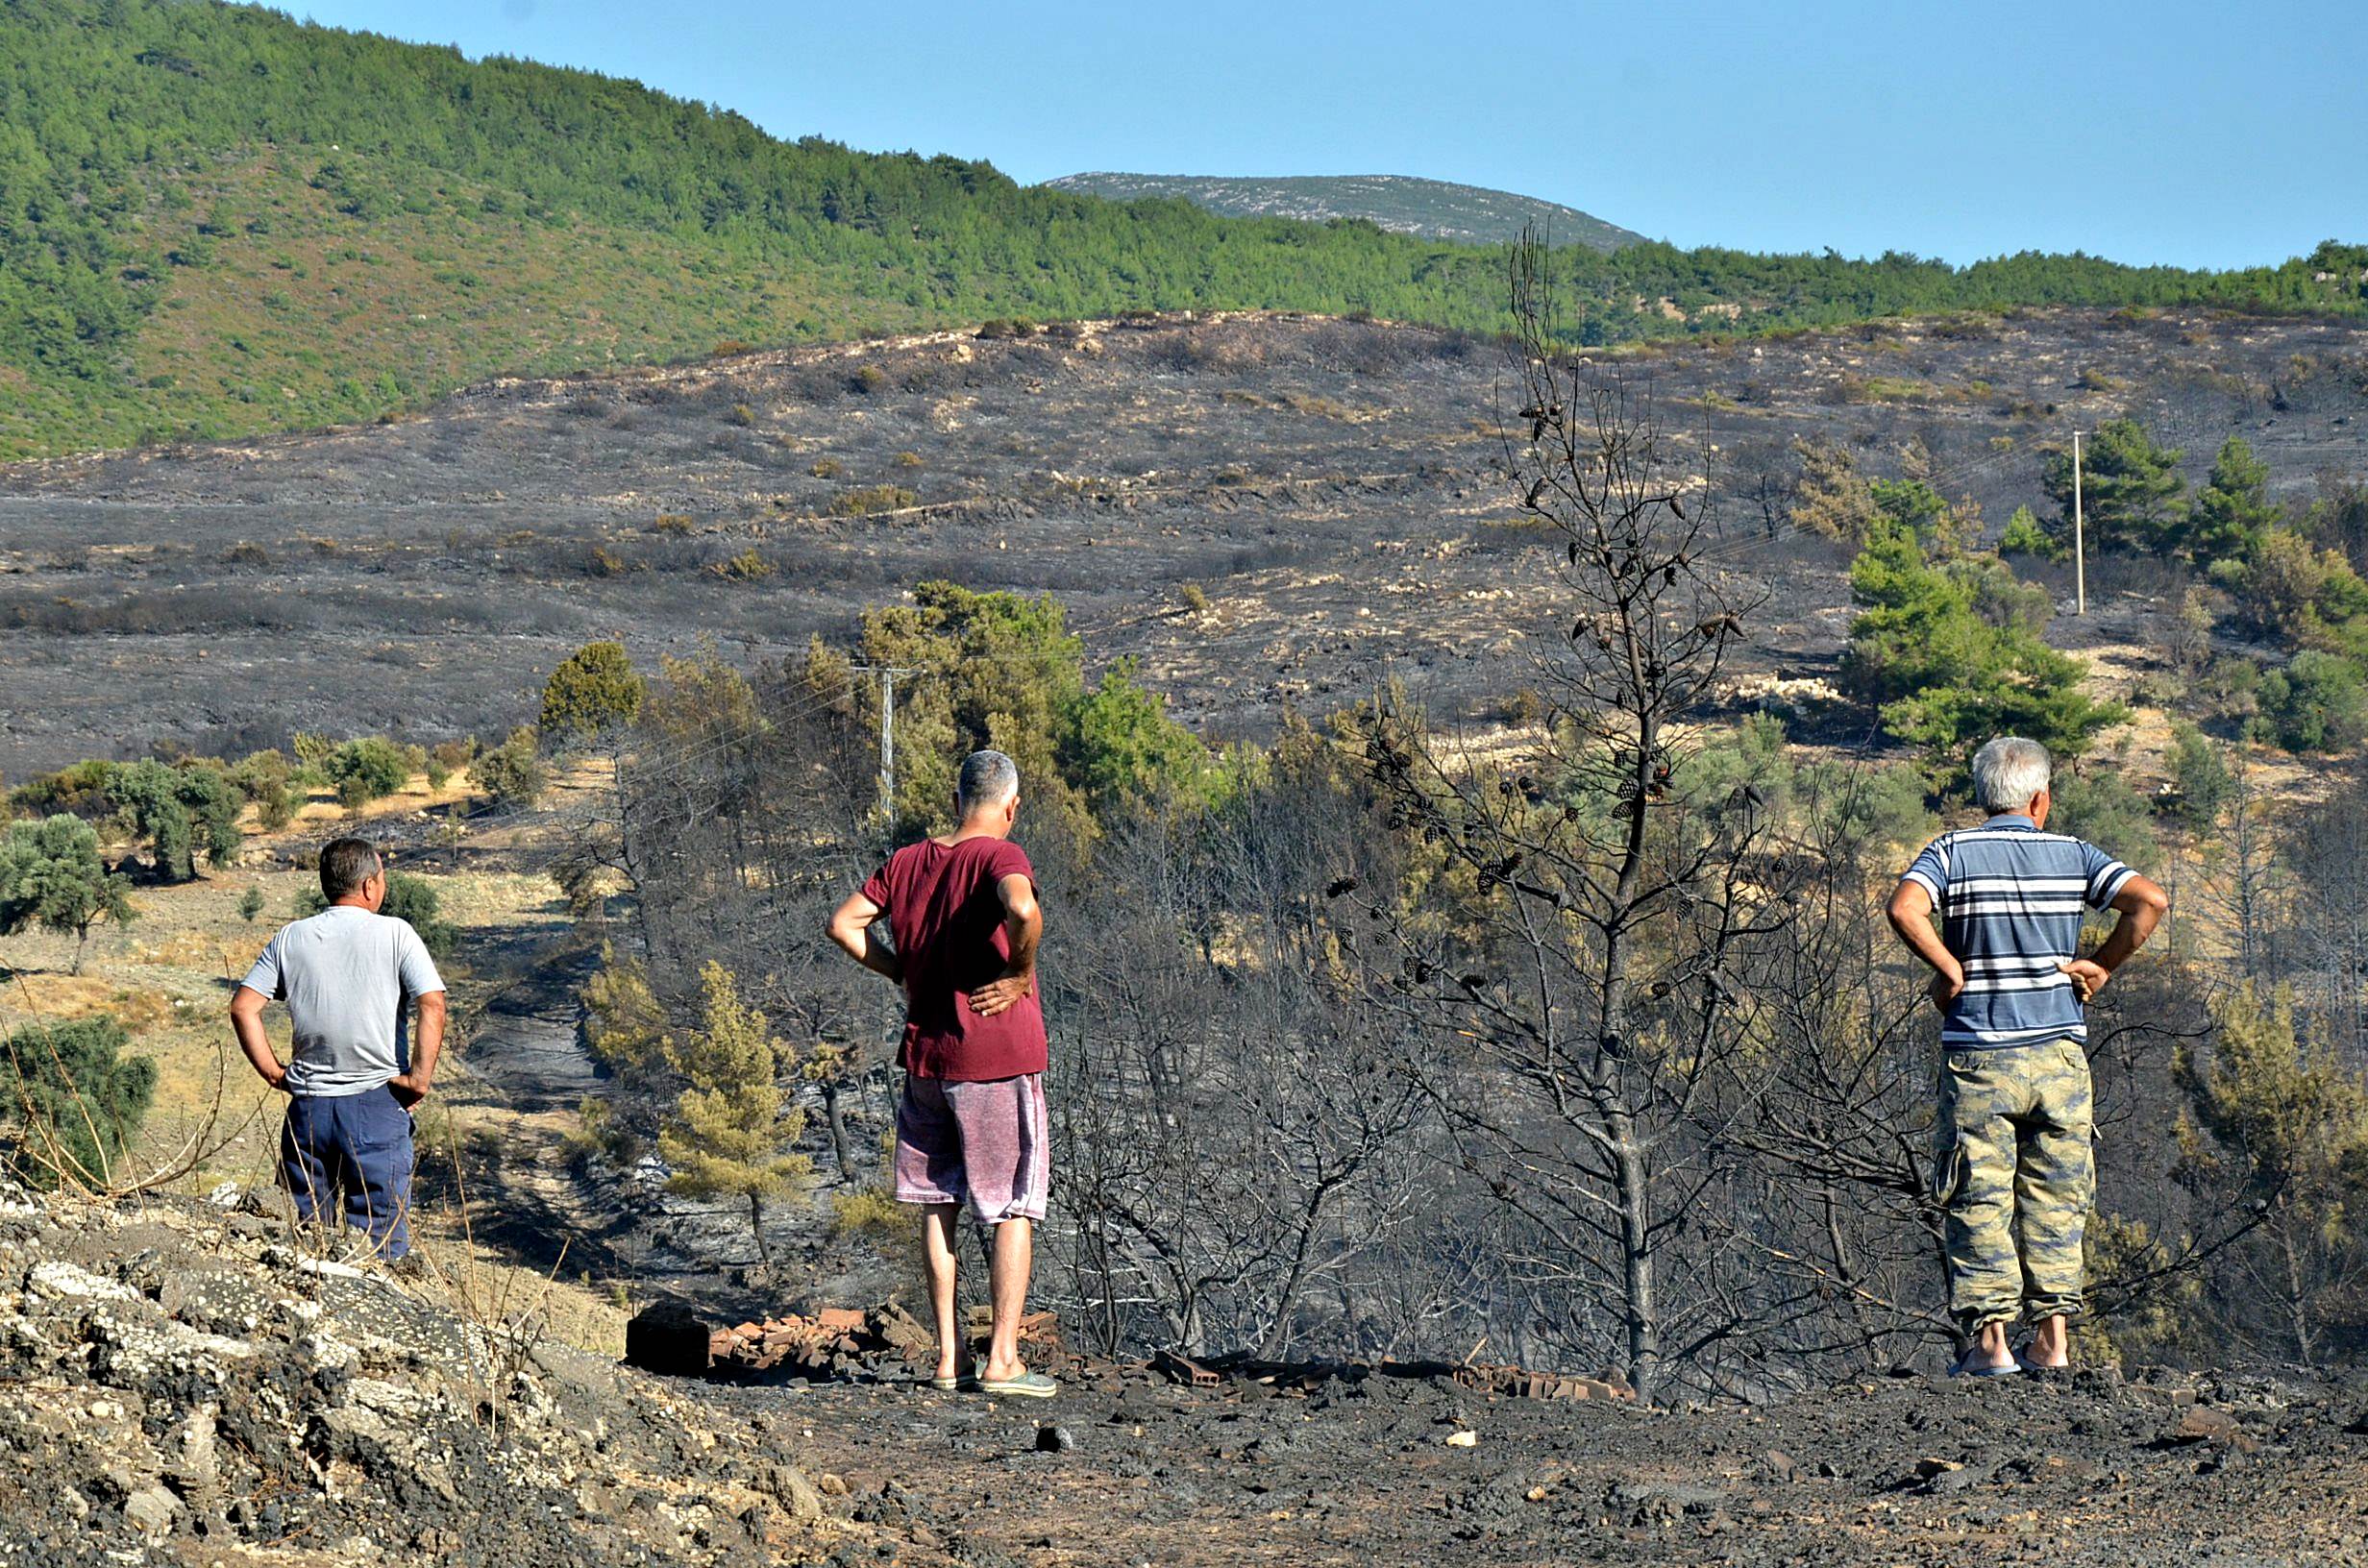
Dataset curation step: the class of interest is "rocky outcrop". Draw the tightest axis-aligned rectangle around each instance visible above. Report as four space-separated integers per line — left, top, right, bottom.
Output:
0 1180 883 1567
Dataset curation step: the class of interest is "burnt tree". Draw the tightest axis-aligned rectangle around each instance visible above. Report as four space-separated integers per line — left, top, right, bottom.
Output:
1358 234 1782 1402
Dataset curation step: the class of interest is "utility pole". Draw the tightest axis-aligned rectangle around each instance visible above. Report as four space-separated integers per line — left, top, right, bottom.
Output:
2071 428 2086 617
849 665 921 819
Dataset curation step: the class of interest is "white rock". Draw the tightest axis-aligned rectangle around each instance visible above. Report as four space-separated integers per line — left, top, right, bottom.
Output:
27 1261 138 1302
122 1482 183 1533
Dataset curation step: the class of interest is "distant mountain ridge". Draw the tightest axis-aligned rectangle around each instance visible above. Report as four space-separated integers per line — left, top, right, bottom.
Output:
1045 173 1644 251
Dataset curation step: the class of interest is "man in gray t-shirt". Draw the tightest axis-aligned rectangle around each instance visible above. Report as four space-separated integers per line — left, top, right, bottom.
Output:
231 837 447 1259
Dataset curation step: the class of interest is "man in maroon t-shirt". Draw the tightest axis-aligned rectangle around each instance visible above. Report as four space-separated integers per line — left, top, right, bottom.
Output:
827 748 1056 1399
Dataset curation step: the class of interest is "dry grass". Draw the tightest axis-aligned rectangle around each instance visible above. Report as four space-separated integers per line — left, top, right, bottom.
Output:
0 764 629 1354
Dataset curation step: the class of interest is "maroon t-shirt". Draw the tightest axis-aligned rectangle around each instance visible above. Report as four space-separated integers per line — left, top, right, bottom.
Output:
861 836 1047 1082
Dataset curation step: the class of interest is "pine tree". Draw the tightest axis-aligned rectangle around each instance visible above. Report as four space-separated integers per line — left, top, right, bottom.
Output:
655 963 812 1269
2041 418 2186 556
581 946 667 1082
2174 986 2368 1363
2187 435 2282 566
1840 519 2122 782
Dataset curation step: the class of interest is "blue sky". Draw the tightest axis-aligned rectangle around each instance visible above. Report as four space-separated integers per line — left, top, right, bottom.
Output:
292 0 2364 268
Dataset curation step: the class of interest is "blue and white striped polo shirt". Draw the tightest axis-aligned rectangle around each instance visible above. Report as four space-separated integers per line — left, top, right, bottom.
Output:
1901 814 2135 1050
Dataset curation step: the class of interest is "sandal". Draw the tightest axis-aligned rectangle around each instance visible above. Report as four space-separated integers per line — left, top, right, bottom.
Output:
1949 1352 2022 1379
977 1370 1059 1399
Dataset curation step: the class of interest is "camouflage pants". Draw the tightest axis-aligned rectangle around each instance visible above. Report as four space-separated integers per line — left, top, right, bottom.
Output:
1933 1038 2094 1335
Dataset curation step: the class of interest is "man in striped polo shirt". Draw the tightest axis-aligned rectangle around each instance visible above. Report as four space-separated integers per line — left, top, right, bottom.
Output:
1887 736 2168 1376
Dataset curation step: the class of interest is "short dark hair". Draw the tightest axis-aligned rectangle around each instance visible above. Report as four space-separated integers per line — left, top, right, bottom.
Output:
319 838 382 902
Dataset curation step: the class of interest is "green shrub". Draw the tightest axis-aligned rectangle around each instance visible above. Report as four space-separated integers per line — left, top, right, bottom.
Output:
6 759 119 821
827 485 917 518
829 1186 905 1241
0 1015 157 1189
2163 724 2235 825
475 727 549 811
2257 652 2368 752
1842 520 2122 785
428 738 478 785
1060 659 1220 819
710 549 777 581
230 749 297 831
1998 504 2064 562
109 760 242 881
327 737 411 805
2051 767 2158 865
540 641 647 746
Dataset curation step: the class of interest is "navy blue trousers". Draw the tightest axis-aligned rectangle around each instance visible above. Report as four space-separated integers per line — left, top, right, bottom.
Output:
280 1087 415 1259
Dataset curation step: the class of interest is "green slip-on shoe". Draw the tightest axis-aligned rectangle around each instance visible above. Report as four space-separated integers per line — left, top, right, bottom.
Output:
977 1371 1059 1399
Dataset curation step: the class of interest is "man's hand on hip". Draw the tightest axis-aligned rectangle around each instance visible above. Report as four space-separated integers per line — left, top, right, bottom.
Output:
2060 958 2110 1004
386 1072 431 1109
969 972 1033 1017
1926 965 1965 1014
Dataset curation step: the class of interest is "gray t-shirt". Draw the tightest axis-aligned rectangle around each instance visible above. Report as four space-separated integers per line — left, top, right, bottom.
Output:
239 906 446 1097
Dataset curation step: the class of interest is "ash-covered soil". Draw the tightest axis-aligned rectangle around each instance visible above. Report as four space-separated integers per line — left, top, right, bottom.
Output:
4 307 2367 776
711 1350 2368 1567
5 1176 2364 1565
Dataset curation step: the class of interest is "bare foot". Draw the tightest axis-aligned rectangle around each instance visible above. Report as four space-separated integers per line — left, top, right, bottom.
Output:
1955 1323 2019 1375
2024 1316 2072 1369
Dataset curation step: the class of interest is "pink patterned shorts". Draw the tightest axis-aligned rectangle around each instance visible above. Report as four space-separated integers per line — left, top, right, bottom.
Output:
893 1072 1049 1224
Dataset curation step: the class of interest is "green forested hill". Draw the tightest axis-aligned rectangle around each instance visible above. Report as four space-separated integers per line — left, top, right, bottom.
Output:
1044 173 1644 250
2 0 2364 459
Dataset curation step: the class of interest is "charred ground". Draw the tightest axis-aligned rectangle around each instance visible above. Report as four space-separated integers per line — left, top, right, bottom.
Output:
5 306 2367 779
8 1174 2364 1566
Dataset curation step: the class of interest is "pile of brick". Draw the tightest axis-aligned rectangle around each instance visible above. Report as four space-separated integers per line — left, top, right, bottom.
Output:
706 1308 876 1378
1450 1361 1634 1402
625 1301 895 1380
624 1298 1062 1382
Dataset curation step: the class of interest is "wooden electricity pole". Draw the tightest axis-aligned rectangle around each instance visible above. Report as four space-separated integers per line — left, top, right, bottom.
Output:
2072 428 2086 617
849 665 921 820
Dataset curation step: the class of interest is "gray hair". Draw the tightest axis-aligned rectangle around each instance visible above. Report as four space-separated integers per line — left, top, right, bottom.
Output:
956 748 1020 812
1971 736 2052 815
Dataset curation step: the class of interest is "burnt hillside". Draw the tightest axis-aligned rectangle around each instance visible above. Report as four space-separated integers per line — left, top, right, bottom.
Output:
3 307 2365 777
